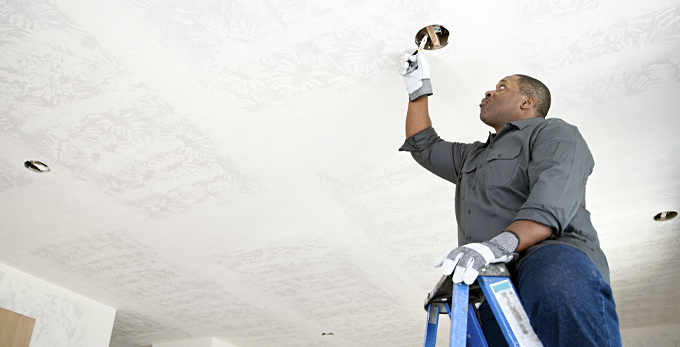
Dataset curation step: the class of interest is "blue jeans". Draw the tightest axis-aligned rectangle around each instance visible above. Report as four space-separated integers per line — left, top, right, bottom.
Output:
479 244 621 347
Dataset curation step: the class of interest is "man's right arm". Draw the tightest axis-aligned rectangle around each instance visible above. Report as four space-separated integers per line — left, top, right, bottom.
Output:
399 51 470 184
400 99 471 185
406 96 432 138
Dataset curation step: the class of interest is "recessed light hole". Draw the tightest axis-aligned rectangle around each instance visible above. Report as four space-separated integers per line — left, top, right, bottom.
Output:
24 160 51 173
653 211 678 221
414 24 449 51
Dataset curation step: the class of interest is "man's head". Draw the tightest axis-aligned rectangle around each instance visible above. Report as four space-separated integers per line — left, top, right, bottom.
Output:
515 74 551 118
479 74 551 132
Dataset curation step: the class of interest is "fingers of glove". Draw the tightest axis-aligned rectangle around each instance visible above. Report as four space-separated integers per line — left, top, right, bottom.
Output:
399 62 410 75
400 58 419 76
402 53 417 62
462 267 480 285
433 249 450 268
452 257 479 284
400 62 418 76
452 263 467 283
440 253 462 276
434 247 461 268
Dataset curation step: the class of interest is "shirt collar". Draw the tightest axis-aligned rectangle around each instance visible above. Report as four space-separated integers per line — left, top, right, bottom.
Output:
485 117 544 146
484 132 495 146
508 116 544 130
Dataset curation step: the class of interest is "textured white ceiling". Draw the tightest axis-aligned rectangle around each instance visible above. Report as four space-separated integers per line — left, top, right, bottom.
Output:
1 0 679 346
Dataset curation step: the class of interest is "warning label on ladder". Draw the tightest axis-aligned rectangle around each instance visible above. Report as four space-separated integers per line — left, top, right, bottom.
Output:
490 280 543 347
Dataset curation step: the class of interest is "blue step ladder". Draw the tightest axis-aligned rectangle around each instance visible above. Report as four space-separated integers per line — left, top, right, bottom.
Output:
422 263 543 347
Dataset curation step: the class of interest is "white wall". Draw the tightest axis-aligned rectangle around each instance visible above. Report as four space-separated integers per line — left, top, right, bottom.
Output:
621 323 680 347
0 261 116 347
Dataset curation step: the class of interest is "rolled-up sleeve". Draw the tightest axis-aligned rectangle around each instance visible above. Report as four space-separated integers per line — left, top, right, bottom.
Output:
399 126 475 185
514 122 594 234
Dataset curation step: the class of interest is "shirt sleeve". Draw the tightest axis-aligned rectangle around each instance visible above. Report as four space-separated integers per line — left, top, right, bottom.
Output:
514 120 595 234
399 126 475 185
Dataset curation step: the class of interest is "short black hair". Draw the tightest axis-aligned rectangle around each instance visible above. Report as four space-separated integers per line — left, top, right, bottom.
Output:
515 75 551 118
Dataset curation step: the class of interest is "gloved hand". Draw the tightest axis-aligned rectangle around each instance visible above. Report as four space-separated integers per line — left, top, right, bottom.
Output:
434 231 520 285
399 51 432 101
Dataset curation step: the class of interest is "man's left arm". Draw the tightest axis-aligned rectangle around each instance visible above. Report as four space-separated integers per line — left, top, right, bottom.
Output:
505 220 553 252
511 120 595 250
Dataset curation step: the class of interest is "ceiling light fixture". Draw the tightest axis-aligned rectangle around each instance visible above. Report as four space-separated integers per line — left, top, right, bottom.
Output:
321 332 334 336
24 160 51 173
653 211 678 222
414 24 449 51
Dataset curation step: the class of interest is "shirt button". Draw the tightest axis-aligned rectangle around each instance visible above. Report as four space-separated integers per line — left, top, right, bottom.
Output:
478 165 482 168
490 145 494 149
472 186 476 190
497 153 502 157
466 236 472 241
468 209 471 214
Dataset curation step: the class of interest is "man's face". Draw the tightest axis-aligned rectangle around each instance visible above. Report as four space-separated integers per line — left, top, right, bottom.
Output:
479 75 526 131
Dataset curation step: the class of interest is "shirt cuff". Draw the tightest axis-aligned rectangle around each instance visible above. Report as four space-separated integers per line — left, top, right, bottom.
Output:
398 126 439 152
514 207 560 233
409 78 433 101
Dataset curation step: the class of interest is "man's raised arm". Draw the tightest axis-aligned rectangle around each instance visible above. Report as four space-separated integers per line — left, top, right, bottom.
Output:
406 96 432 138
400 50 433 137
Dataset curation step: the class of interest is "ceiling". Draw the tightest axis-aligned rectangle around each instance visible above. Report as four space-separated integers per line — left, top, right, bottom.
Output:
1 0 679 346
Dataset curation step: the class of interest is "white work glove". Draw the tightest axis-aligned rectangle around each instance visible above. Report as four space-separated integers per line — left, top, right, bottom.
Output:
434 231 519 285
399 51 432 101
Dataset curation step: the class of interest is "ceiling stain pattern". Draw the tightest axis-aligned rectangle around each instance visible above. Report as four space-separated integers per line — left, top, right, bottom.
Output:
1 0 680 346
522 5 680 65
0 161 32 192
1 2 127 118
116 0 416 110
514 4 680 111
34 233 274 346
110 311 186 346
1 0 259 218
43 89 258 218
211 238 424 346
317 165 458 279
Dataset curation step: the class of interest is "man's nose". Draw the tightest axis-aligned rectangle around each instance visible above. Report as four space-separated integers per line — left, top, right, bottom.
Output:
486 91 494 98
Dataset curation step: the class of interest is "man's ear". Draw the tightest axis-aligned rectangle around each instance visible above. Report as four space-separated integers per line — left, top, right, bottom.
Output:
520 96 536 110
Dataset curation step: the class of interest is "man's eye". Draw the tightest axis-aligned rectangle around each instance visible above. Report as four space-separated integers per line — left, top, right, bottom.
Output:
499 85 506 89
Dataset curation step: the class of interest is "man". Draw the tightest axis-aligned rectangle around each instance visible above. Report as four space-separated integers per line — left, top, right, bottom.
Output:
398 51 621 346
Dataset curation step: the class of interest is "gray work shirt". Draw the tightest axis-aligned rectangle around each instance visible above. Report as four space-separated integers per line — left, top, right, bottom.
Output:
399 117 610 284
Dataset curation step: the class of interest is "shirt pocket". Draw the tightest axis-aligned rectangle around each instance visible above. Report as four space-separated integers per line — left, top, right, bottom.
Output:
485 145 522 187
456 159 478 201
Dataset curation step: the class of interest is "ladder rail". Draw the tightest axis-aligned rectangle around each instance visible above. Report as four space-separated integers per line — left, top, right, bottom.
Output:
423 304 440 347
466 303 489 347
422 263 543 347
478 277 542 347
448 283 468 347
